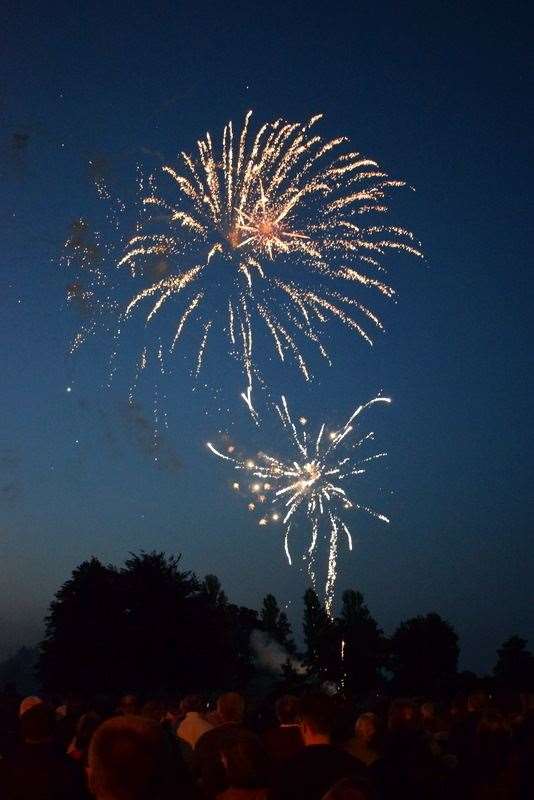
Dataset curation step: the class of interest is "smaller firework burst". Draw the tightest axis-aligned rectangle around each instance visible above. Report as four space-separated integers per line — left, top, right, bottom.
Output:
207 394 390 613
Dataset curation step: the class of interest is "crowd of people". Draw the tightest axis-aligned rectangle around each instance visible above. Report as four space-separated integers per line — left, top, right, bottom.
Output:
0 684 533 799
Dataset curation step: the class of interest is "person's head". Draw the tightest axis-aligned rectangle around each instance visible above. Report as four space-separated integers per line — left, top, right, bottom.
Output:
20 701 55 743
64 693 84 717
388 700 418 733
476 711 511 772
217 692 245 724
468 690 489 714
180 694 203 714
298 693 335 745
355 712 379 744
140 700 165 722
88 715 177 800
75 710 101 741
74 711 102 762
420 702 435 721
91 694 116 720
275 694 299 725
450 692 468 719
477 709 510 741
118 694 139 716
220 736 268 790
19 695 43 718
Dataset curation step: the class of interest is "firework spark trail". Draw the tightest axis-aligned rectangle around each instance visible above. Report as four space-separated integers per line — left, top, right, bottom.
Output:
116 112 421 406
207 394 391 613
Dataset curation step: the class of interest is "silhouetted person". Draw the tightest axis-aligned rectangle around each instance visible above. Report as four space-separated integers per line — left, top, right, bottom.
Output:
88 714 196 800
0 700 87 800
418 703 437 738
471 710 516 799
177 694 214 749
262 695 303 764
269 693 368 800
448 690 490 797
195 692 260 799
55 694 85 751
448 690 489 762
516 704 534 800
67 711 102 766
140 699 167 722
218 736 270 800
378 699 438 800
344 712 382 767
117 694 140 716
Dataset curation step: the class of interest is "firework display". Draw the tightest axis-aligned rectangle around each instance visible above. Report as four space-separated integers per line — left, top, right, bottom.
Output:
207 395 391 613
118 113 421 406
64 111 417 614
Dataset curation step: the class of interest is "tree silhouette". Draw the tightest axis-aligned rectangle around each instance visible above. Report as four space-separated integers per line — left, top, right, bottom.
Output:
39 557 124 693
117 552 201 692
303 588 340 682
260 593 295 654
389 612 459 696
39 552 257 694
338 589 386 695
196 575 257 689
493 636 534 691
201 574 228 608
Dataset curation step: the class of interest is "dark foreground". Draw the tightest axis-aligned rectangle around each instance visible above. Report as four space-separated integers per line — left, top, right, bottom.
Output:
0 687 533 800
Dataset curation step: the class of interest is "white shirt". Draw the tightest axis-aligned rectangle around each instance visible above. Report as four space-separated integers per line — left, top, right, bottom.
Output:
177 711 214 748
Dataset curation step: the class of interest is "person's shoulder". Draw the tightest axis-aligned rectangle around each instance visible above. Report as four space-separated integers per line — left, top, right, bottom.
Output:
262 724 278 740
198 716 214 732
222 724 258 747
303 744 368 773
195 724 219 751
335 746 368 770
197 722 245 748
277 743 318 769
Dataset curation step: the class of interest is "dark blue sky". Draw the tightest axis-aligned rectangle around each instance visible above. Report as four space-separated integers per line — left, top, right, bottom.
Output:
1 0 532 672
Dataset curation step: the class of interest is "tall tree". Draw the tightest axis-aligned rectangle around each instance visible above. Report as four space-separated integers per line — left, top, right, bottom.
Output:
224 604 259 686
260 593 295 653
493 636 534 691
303 588 340 681
201 574 228 608
119 551 200 692
338 589 385 695
39 557 124 693
389 612 459 696
39 551 258 694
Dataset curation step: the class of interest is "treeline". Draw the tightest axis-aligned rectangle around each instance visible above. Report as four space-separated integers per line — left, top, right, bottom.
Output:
27 551 534 698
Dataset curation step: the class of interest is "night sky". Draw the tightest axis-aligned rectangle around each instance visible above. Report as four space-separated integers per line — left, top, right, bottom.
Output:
1 1 532 672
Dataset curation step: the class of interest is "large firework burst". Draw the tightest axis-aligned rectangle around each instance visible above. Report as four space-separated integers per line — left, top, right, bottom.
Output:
207 394 390 613
119 113 421 410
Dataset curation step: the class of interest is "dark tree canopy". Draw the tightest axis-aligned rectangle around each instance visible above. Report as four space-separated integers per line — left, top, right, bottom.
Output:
302 588 340 682
338 589 386 695
39 552 256 694
39 557 124 693
201 574 228 608
389 612 459 696
117 552 200 692
35 550 534 700
260 593 295 654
